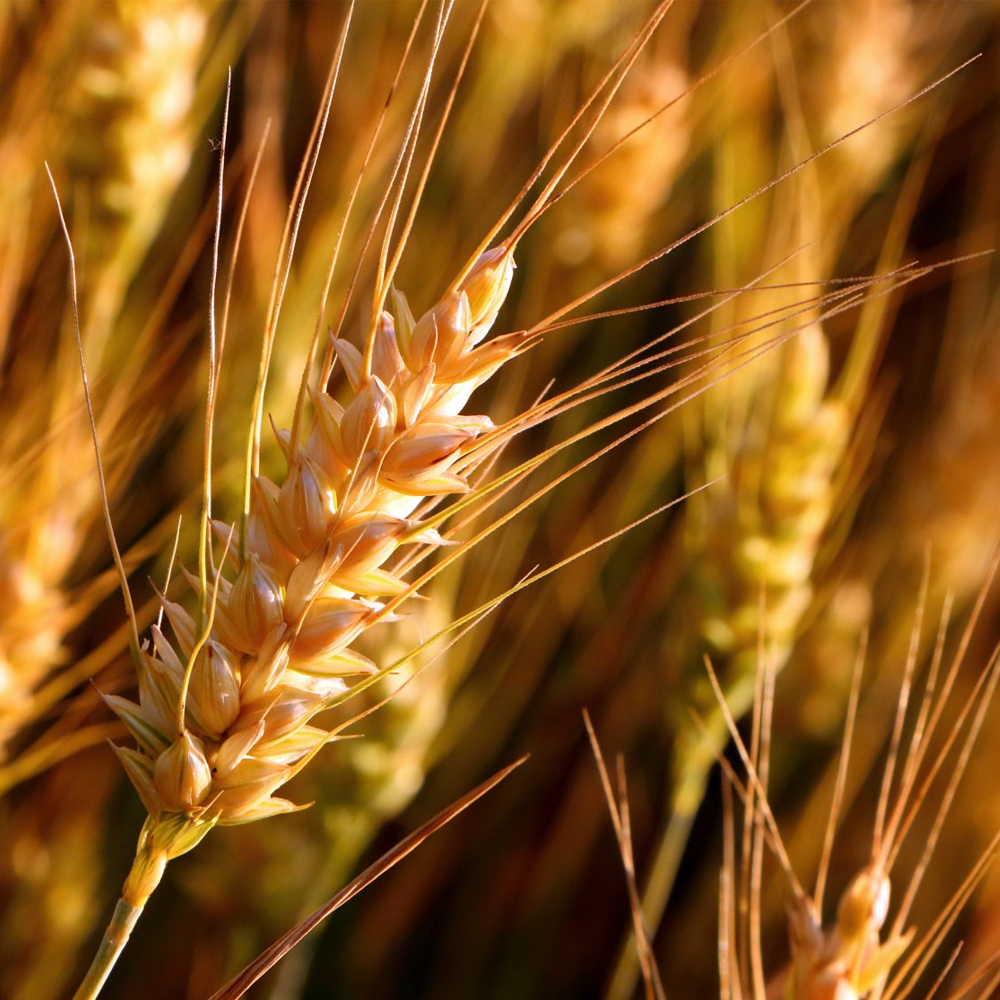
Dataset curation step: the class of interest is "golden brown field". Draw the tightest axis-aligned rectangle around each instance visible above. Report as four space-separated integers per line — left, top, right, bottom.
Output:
3 2 1000 998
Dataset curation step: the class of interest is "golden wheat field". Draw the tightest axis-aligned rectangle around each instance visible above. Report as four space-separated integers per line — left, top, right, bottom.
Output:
3 1 1000 998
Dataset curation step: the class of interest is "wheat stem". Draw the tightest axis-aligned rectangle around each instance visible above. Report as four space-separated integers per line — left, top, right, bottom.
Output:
70 899 145 1000
71 822 174 1000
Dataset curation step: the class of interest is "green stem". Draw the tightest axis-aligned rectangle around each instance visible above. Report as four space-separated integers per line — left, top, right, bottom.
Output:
71 898 146 1000
72 818 171 1000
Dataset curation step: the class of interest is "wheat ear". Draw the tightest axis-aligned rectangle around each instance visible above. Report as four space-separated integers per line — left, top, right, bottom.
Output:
72 236 520 999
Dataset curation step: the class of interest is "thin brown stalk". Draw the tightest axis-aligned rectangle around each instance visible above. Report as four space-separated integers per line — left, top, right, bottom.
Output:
208 757 528 1000
584 711 666 1000
749 652 775 1000
720 773 742 1000
814 625 867 913
874 554 930 860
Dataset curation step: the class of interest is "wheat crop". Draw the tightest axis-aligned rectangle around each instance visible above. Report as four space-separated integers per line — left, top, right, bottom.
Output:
3 3 1000 1000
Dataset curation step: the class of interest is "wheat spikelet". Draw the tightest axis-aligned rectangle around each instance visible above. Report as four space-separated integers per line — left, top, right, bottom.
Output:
613 207 865 1000
682 0 961 703
0 3 95 760
806 0 919 198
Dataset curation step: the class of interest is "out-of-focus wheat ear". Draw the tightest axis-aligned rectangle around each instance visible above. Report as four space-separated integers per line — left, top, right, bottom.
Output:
542 2 813 278
813 0 922 208
44 164 140 664
608 45 982 997
207 756 528 1000
549 54 979 358
64 0 222 357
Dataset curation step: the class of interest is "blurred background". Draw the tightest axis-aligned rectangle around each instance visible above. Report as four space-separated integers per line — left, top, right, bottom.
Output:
2 1 1000 998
